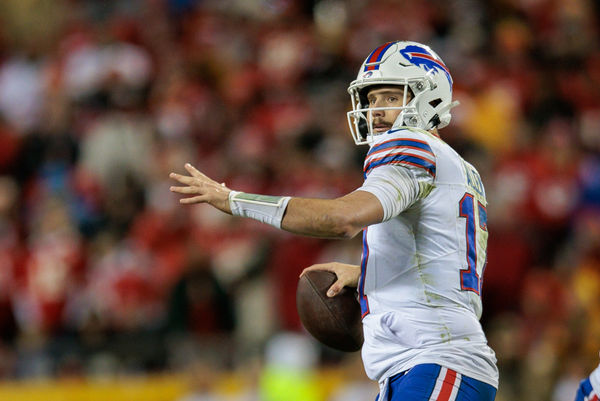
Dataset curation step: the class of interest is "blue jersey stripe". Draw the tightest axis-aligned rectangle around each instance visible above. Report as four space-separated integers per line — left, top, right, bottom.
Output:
364 154 436 177
359 229 370 318
367 139 434 158
581 378 594 397
459 193 480 295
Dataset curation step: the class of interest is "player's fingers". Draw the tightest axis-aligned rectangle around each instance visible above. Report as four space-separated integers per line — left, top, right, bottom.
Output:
179 195 208 204
169 172 196 185
300 265 320 276
170 186 201 194
327 280 344 297
184 163 208 179
300 264 336 277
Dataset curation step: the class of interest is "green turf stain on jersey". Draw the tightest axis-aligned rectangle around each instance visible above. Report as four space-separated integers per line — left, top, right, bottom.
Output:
419 181 435 198
420 272 434 286
424 290 443 302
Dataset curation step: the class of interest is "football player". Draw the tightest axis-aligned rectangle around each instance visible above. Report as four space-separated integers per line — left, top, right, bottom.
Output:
170 41 498 400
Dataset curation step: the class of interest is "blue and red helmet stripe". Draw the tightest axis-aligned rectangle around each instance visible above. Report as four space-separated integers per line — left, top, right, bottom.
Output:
364 41 396 71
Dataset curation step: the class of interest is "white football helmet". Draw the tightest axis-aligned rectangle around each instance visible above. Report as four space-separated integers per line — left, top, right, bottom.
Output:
347 41 459 145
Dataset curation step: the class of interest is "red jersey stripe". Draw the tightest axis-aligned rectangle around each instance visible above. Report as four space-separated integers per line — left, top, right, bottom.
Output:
365 152 436 171
367 145 435 160
367 137 435 157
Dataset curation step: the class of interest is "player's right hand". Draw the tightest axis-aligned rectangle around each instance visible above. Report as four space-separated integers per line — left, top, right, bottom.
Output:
169 163 232 214
300 262 361 297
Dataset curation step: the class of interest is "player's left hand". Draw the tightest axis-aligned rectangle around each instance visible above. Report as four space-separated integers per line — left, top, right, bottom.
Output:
300 262 361 298
169 163 232 214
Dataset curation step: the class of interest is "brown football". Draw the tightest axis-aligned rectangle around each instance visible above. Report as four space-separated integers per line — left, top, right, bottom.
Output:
296 270 363 352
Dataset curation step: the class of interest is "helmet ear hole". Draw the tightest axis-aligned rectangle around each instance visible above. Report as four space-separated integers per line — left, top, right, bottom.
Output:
406 87 415 102
429 114 441 128
429 98 442 108
358 118 368 140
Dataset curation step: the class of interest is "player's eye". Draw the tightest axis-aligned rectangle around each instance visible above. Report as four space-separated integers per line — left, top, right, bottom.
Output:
388 96 399 103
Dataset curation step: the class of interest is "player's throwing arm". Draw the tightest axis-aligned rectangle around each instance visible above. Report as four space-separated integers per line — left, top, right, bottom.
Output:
170 163 384 239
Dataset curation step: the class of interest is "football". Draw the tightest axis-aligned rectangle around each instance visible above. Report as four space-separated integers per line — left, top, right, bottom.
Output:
296 270 364 352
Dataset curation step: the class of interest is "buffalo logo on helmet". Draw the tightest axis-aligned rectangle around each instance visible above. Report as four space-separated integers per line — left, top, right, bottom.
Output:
399 45 453 88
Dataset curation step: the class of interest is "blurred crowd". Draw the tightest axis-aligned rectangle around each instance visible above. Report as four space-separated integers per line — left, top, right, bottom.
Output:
0 0 598 400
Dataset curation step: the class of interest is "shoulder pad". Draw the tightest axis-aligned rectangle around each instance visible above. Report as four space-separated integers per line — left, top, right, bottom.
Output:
364 129 437 179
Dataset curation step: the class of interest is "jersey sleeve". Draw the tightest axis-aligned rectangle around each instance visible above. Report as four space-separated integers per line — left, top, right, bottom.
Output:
358 131 436 221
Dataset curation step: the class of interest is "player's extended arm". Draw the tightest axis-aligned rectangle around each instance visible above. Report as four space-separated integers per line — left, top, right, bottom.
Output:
281 191 382 238
169 163 383 239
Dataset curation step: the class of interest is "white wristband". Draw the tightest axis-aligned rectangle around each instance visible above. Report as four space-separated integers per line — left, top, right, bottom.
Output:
229 191 292 229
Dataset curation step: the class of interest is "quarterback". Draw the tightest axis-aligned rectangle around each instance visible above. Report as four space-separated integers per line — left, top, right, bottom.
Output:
170 41 498 400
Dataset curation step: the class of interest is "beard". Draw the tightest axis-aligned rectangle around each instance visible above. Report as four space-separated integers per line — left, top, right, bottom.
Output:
370 118 393 131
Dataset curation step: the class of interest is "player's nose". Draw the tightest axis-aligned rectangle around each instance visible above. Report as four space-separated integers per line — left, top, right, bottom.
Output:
371 108 384 117
370 101 385 117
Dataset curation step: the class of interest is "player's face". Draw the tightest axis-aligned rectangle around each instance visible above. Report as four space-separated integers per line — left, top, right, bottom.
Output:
366 86 412 133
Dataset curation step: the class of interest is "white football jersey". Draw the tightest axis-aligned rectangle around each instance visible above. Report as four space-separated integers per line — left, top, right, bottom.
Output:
356 127 499 388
